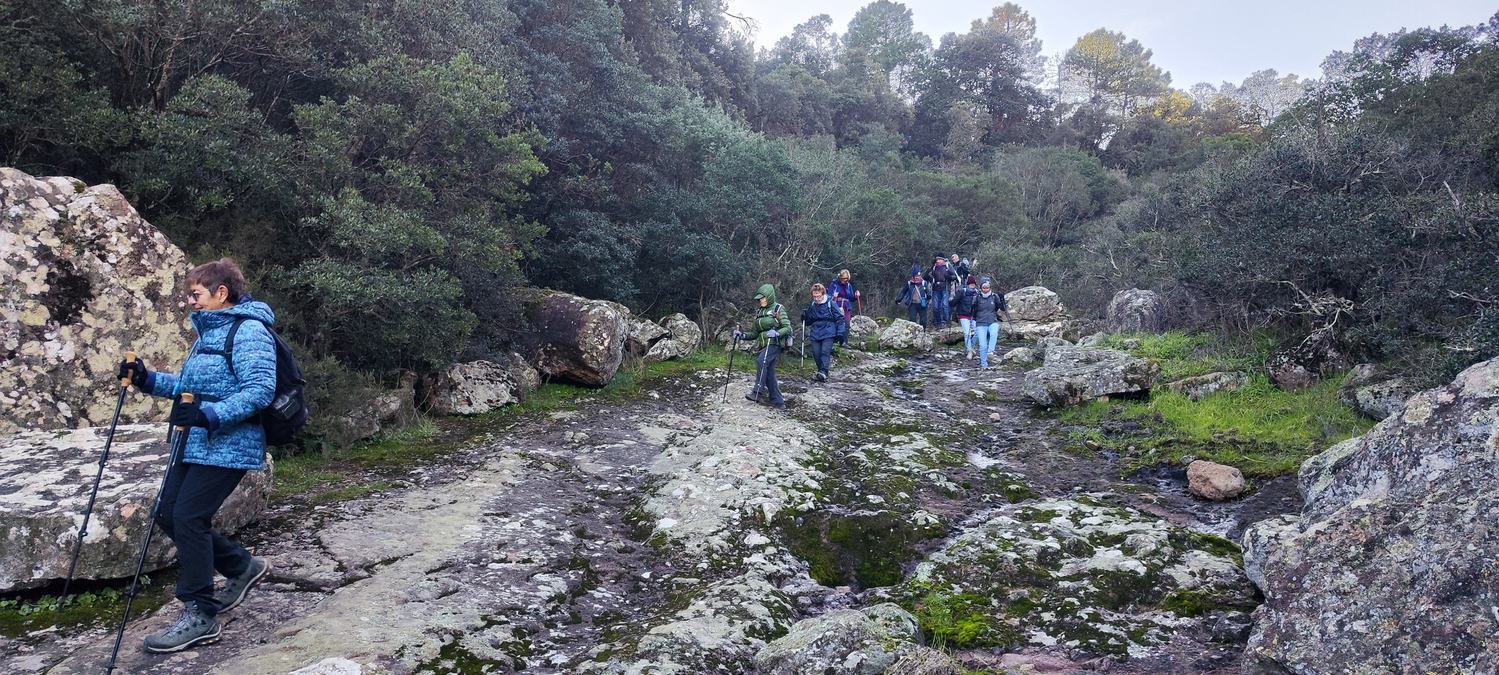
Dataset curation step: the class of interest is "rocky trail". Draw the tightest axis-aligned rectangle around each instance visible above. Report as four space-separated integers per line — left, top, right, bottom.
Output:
7 343 1296 674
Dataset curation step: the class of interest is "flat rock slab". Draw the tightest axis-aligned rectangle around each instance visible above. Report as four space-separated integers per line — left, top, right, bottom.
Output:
0 424 271 591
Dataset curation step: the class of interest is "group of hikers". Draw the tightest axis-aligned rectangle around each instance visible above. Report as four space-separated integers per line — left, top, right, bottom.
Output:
735 254 1009 409
75 252 997 659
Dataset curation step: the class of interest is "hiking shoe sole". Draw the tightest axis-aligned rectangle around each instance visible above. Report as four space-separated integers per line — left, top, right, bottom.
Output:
218 558 271 614
143 621 221 654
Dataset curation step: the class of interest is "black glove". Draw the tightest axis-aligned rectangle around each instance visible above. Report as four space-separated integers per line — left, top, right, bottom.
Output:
117 358 149 389
169 399 210 429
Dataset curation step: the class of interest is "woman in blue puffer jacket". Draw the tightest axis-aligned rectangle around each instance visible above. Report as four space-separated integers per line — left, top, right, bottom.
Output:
801 282 847 382
117 257 274 654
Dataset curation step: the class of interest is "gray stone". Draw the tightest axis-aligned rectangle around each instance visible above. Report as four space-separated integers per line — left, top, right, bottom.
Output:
502 351 541 398
519 290 627 386
929 325 965 345
1078 332 1108 348
754 603 920 674
880 320 932 352
1000 347 1039 365
1165 371 1248 401
327 388 416 446
1002 319 1071 340
624 313 670 356
1004 286 1066 321
0 425 271 591
1351 378 1414 420
1186 460 1245 501
1107 288 1167 333
848 315 879 341
1244 356 1499 673
1 168 192 435
1239 514 1299 592
1034 336 1073 356
1022 346 1160 407
645 313 701 362
419 360 522 415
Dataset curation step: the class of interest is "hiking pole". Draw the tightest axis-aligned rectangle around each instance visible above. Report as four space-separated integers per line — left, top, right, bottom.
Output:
723 335 739 402
800 321 806 370
107 392 193 674
61 351 135 605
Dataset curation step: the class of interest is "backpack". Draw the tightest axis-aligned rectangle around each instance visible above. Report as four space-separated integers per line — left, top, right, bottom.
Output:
221 318 309 445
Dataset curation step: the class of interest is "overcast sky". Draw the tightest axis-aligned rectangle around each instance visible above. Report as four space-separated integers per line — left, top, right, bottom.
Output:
724 0 1497 87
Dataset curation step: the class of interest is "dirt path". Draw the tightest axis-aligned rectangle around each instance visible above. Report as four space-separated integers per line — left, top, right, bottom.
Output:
8 340 1298 674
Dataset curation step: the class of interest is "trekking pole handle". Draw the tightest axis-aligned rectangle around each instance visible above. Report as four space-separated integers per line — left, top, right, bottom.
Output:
176 392 195 432
121 351 136 387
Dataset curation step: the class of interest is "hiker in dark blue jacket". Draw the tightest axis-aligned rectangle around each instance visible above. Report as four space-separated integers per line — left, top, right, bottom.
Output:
117 258 273 654
801 283 847 382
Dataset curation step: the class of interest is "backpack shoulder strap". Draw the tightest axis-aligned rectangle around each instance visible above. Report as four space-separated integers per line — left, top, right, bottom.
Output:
221 317 248 380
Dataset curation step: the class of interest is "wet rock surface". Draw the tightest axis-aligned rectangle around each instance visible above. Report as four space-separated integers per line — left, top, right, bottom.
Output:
1 168 191 435
0 425 271 591
11 341 1305 674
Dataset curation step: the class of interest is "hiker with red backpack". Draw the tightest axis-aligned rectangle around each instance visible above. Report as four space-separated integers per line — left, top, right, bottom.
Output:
115 257 295 653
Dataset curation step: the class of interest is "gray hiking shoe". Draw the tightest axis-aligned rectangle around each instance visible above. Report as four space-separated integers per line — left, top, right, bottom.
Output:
143 602 221 653
215 556 270 613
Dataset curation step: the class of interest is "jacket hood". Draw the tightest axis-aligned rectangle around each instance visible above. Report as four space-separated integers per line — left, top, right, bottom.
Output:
191 297 276 334
755 284 778 306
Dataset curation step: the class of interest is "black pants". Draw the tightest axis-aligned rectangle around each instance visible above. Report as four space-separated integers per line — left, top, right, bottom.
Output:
811 337 834 375
907 304 927 326
155 459 252 615
753 344 785 405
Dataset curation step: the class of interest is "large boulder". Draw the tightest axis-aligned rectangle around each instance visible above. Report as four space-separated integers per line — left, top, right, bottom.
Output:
644 313 701 362
847 315 879 341
418 360 527 415
1241 356 1499 673
1266 330 1350 390
1351 378 1415 420
1022 346 1160 407
892 497 1255 659
1004 286 1066 321
624 314 670 356
929 325 965 345
754 603 922 674
1 168 191 435
519 291 626 386
1106 288 1167 333
1165 371 1248 401
0 425 271 591
880 319 932 352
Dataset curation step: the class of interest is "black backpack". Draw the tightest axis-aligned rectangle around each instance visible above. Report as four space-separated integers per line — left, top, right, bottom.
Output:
221 318 309 445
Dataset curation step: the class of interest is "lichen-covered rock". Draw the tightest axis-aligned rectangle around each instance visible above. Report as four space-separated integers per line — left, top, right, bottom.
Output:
1186 460 1245 501
1078 332 1107 348
894 497 1254 659
754 603 921 674
645 313 701 362
624 313 670 356
418 360 522 415
1351 378 1414 420
1239 514 1298 591
502 351 541 398
1243 356 1499 673
1 168 192 435
519 290 626 386
1000 347 1039 366
0 425 271 591
1002 319 1071 340
1004 286 1066 321
881 320 933 352
327 388 416 446
929 325 964 345
1106 288 1167 333
1034 336 1073 356
1266 330 1349 390
848 315 879 341
1022 347 1160 407
1165 371 1248 401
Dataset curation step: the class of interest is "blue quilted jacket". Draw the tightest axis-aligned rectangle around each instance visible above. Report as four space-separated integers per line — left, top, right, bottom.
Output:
147 300 277 471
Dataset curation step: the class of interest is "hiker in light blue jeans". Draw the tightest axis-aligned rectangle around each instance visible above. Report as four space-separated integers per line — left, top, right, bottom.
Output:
971 279 1008 369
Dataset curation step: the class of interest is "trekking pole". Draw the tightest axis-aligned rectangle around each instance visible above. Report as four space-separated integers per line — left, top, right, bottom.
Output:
107 392 193 674
723 336 738 403
800 322 806 369
61 351 135 605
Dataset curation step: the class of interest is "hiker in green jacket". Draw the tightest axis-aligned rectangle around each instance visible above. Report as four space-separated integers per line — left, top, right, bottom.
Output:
733 283 793 409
